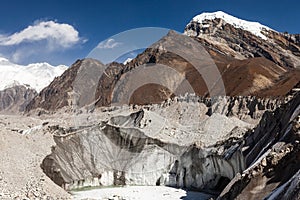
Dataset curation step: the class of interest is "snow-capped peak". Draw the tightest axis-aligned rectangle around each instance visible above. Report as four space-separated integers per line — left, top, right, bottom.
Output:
187 11 272 39
0 57 67 92
123 58 133 65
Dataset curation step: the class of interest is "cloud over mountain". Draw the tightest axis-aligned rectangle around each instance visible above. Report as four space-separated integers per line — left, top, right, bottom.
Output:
0 20 82 48
0 20 86 64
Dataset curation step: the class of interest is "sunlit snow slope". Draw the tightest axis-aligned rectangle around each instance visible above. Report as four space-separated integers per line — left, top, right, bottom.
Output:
0 57 67 92
185 11 272 39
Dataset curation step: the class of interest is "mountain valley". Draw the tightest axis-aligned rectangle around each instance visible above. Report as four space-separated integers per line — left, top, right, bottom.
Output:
0 11 299 200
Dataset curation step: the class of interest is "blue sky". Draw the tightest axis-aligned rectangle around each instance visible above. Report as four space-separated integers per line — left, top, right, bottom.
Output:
0 0 299 66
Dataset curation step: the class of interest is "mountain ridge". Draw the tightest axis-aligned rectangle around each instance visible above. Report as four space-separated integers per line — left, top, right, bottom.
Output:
0 57 67 93
186 11 272 39
184 11 300 68
25 11 300 111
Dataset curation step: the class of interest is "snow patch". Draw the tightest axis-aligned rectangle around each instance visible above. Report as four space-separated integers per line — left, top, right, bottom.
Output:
123 58 133 65
187 11 273 40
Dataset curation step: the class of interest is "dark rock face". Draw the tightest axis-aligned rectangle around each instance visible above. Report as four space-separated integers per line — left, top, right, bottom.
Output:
25 59 127 112
25 59 83 112
283 33 300 47
218 92 300 199
184 18 300 68
0 85 37 113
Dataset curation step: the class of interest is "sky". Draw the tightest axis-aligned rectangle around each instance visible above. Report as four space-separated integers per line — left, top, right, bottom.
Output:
0 0 299 66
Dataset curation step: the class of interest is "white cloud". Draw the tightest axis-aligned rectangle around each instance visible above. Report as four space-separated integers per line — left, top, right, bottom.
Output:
97 39 122 49
0 20 82 48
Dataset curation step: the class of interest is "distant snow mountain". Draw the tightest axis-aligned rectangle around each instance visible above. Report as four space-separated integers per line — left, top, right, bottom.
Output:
0 57 67 92
185 11 272 40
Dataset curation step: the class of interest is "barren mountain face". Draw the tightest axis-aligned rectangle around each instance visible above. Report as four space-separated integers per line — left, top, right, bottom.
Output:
184 11 300 68
25 30 300 112
0 85 37 114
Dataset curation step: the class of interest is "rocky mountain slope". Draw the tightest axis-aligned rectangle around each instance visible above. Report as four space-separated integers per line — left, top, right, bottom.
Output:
125 31 300 99
0 57 67 113
0 115 70 199
218 92 300 199
184 11 300 68
25 59 111 111
26 30 300 111
0 85 37 114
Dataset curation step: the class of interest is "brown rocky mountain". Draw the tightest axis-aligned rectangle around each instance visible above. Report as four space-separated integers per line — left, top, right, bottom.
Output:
0 85 37 114
25 59 122 111
125 31 300 99
26 29 300 111
184 12 300 68
26 59 84 111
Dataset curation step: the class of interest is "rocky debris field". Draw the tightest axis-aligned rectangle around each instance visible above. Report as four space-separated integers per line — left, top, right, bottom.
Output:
0 115 70 199
0 93 299 199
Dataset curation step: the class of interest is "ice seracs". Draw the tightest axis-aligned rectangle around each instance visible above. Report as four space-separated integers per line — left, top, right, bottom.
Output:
186 11 273 39
0 57 67 92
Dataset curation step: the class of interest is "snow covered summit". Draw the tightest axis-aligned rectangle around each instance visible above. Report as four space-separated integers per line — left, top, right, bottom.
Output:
186 11 272 39
0 57 67 92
